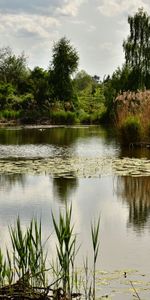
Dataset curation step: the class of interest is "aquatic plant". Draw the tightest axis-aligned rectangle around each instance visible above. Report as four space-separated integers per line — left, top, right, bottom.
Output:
120 115 142 144
52 203 76 294
91 216 100 300
9 217 47 287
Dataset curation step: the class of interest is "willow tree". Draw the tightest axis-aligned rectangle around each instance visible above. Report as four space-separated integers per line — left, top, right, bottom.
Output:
123 8 150 89
50 37 79 102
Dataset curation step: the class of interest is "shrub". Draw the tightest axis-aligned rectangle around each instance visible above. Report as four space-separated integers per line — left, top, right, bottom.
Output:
91 108 107 124
0 109 21 120
50 111 76 125
120 116 142 144
78 111 91 124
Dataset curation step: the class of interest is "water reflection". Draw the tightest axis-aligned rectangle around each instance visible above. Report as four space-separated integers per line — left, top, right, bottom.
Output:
116 176 150 231
0 174 26 191
0 126 116 146
53 176 78 203
0 126 119 159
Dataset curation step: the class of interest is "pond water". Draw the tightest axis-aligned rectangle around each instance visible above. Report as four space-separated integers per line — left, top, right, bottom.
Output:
0 125 150 299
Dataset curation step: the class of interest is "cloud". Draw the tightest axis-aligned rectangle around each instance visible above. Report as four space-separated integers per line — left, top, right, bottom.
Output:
0 13 60 40
0 0 61 15
87 25 96 32
0 0 85 17
56 0 86 17
97 0 150 17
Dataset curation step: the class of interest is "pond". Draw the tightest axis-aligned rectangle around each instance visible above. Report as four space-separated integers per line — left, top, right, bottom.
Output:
0 125 150 299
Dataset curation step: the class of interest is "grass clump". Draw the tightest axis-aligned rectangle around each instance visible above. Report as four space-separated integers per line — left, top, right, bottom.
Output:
50 111 76 125
0 109 21 120
120 116 142 144
9 217 48 287
91 217 100 300
0 205 102 300
52 203 76 295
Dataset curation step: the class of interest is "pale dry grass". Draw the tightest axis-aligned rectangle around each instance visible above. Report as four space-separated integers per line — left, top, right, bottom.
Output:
114 90 150 135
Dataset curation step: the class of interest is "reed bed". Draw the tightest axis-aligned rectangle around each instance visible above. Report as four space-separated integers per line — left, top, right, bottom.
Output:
0 204 100 300
114 90 150 143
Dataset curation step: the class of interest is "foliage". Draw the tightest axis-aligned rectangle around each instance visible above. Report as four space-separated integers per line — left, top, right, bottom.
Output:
52 203 76 294
115 90 150 129
123 8 150 90
50 111 76 125
91 217 100 300
0 109 21 120
50 37 79 102
74 70 106 123
9 217 47 287
0 83 15 110
0 47 28 91
120 116 142 144
73 70 93 92
78 111 91 124
29 67 50 106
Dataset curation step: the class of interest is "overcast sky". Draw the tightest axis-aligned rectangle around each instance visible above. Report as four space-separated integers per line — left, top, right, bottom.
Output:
0 0 150 79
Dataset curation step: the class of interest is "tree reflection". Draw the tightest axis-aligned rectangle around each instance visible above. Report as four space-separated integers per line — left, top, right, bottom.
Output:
116 176 150 231
0 174 26 191
52 175 78 203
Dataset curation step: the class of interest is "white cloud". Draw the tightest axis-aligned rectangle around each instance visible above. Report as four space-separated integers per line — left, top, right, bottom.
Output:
99 42 113 51
87 25 96 32
56 0 86 17
0 0 86 17
0 13 60 39
97 0 150 17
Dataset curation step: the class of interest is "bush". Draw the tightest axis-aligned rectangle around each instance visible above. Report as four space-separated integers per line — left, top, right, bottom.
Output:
78 111 91 124
0 109 21 120
50 111 76 125
91 108 107 124
120 116 142 144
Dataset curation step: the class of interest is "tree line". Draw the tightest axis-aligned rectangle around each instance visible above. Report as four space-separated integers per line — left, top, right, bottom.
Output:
0 8 150 124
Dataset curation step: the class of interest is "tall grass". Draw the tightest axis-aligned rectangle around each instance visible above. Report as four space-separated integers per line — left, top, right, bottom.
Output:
52 203 76 294
114 90 150 143
0 109 21 120
50 111 76 125
9 217 47 287
0 206 102 299
120 116 142 144
91 217 100 300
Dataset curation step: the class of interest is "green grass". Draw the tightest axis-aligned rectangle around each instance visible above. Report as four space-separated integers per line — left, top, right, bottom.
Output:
0 109 21 120
52 203 76 294
50 111 76 125
120 116 142 144
0 205 101 299
91 217 100 300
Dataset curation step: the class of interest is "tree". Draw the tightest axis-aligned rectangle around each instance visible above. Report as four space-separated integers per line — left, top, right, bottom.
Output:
73 70 93 92
123 8 150 89
29 67 50 106
50 37 79 102
0 47 28 91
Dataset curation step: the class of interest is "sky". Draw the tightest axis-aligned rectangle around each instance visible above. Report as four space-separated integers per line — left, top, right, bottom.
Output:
0 0 150 79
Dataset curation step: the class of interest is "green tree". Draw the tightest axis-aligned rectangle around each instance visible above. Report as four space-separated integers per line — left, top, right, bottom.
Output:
0 83 15 110
29 67 50 107
73 70 93 92
50 37 79 102
123 8 150 89
0 47 28 91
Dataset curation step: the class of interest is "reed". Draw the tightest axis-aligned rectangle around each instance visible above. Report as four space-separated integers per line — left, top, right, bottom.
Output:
52 203 76 295
0 207 102 299
83 256 91 300
91 217 100 300
9 217 47 286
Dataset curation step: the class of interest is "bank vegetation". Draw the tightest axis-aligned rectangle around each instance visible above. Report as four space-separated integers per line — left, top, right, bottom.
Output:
1 8 150 146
